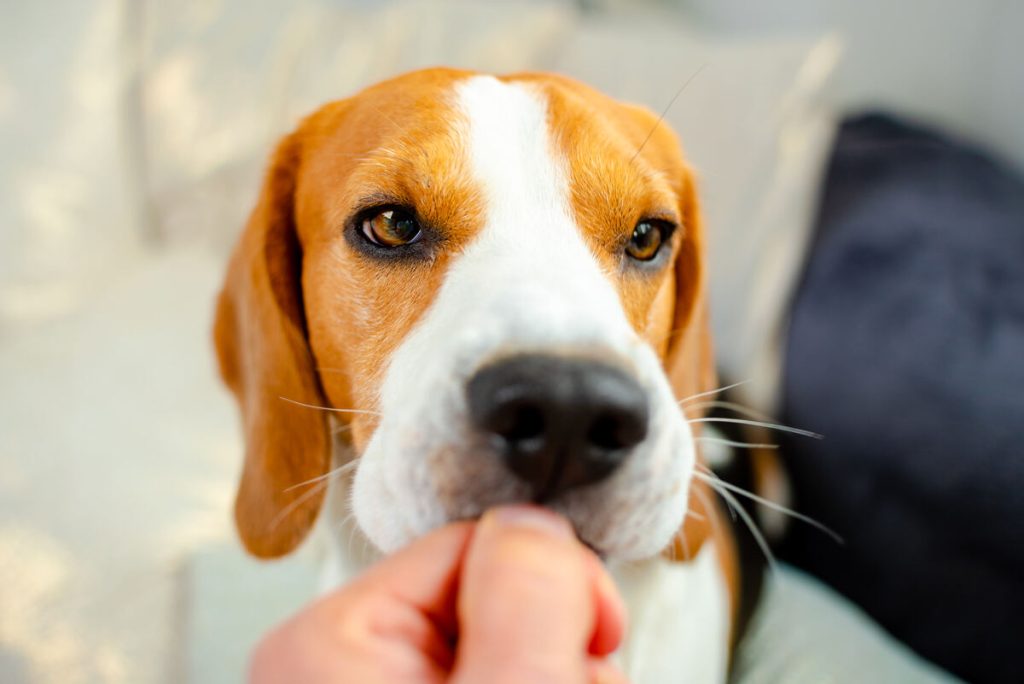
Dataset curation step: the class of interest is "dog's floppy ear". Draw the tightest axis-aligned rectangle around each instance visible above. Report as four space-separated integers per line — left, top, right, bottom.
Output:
666 165 717 411
213 132 330 559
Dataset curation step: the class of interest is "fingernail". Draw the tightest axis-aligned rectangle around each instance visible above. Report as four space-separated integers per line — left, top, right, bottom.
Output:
485 505 574 540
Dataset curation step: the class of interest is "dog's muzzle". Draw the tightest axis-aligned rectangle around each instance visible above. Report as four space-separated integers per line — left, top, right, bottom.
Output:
466 353 649 502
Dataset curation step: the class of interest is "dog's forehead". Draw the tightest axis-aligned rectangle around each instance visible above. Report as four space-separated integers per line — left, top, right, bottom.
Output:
301 70 684 245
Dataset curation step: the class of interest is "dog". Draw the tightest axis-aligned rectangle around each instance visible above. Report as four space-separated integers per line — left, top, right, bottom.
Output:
213 67 757 683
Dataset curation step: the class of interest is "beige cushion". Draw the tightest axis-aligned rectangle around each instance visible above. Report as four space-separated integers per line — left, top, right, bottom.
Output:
139 0 574 251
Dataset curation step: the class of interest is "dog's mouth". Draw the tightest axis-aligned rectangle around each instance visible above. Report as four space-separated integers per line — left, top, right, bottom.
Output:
452 507 606 558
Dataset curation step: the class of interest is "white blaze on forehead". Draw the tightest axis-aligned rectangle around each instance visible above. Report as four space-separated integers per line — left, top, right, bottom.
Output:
448 75 633 350
456 75 572 239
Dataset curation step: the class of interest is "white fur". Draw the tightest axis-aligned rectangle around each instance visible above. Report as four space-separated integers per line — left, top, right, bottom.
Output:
612 544 732 683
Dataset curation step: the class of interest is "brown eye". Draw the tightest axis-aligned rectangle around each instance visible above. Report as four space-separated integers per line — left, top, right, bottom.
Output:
361 207 422 247
626 220 668 261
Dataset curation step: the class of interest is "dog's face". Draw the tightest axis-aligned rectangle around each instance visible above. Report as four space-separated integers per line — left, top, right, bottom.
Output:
215 68 715 561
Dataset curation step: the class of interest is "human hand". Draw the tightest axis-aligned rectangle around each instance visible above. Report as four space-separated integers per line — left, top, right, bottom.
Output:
249 505 628 684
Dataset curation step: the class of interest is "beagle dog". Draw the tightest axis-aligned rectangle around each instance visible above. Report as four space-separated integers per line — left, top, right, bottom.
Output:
214 67 750 683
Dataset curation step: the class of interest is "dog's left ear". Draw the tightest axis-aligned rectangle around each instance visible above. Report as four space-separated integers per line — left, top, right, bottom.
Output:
213 131 331 559
665 165 717 412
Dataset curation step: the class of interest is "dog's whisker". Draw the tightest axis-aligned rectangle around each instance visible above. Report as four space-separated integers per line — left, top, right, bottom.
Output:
677 525 691 561
668 529 680 562
278 396 382 416
671 528 688 561
331 508 366 566
685 506 706 521
272 459 362 530
702 477 777 571
334 509 357 531
684 400 778 423
340 490 372 562
695 467 843 545
693 484 732 552
368 103 431 166
695 436 779 450
268 478 329 531
688 416 821 440
653 325 686 348
346 512 360 561
678 379 751 406
283 459 360 493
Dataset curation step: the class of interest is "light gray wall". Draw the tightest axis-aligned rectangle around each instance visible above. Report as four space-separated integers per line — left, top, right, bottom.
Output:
674 0 1024 169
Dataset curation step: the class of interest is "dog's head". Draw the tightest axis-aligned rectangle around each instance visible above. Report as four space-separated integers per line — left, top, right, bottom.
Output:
214 68 715 561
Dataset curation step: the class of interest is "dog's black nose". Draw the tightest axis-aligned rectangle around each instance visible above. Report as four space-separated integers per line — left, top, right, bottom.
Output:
466 354 649 501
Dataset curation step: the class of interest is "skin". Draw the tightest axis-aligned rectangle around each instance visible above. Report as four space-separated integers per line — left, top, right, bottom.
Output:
250 506 629 684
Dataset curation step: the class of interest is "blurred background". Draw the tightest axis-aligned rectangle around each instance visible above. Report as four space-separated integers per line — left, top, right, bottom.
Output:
2 1 1021 682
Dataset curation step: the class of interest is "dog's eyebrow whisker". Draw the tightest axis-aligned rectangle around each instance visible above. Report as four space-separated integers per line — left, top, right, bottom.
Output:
688 417 822 440
678 379 752 405
278 396 382 416
630 62 707 163
695 436 779 450
695 467 843 545
368 103 431 166
700 476 777 571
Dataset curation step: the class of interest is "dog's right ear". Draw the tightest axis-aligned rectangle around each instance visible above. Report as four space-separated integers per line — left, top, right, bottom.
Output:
213 132 331 559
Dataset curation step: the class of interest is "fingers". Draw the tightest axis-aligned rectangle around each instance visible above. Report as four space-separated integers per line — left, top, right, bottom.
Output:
452 505 626 684
249 510 629 684
584 550 627 657
249 521 476 684
588 658 631 684
348 520 476 637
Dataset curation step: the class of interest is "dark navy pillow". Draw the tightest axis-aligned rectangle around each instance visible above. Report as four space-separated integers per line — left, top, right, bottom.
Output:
778 114 1024 684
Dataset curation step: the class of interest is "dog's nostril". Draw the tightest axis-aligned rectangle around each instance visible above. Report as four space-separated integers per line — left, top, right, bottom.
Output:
588 413 636 451
496 402 546 445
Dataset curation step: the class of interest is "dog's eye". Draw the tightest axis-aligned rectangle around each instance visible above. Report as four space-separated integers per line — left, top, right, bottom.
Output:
361 208 422 247
626 220 669 261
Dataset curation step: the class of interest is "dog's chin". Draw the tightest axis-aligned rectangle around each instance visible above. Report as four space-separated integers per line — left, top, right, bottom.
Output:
350 429 693 563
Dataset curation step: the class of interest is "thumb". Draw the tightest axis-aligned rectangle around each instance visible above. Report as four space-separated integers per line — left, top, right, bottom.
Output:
452 506 615 684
